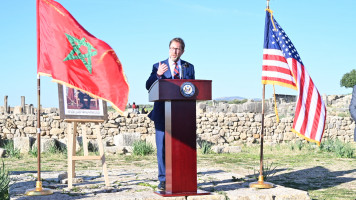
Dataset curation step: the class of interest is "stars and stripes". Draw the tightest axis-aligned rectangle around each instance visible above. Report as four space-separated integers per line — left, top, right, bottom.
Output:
262 10 327 145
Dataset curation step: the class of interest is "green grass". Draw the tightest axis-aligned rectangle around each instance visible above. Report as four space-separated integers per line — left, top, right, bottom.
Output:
311 187 356 200
0 161 9 200
132 140 154 156
3 140 21 159
319 139 355 158
200 140 213 154
137 182 157 190
3 142 355 199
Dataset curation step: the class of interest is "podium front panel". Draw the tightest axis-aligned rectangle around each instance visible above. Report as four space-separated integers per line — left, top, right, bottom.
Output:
165 101 197 193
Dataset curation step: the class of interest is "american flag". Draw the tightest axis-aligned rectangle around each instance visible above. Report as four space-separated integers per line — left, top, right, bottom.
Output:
262 10 327 145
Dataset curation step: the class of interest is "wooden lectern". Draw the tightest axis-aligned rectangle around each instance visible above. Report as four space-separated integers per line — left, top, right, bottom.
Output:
149 79 212 197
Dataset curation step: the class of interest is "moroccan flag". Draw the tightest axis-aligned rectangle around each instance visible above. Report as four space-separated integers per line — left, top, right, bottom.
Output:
262 9 327 145
37 0 129 114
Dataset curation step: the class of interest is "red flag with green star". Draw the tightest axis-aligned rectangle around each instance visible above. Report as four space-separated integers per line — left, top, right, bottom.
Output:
37 0 129 114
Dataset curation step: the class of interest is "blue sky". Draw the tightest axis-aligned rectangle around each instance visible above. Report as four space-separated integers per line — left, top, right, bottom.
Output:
0 0 355 108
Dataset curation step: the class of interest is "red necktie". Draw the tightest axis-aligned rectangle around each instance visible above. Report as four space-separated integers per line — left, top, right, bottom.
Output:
173 62 179 79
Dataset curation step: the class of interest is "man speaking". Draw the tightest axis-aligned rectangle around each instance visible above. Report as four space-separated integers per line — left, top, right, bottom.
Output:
145 38 195 190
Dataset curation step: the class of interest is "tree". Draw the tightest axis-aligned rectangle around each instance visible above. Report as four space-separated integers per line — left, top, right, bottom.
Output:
340 69 356 88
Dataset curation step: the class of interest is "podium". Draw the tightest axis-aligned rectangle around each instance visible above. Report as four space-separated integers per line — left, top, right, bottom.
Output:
149 79 212 197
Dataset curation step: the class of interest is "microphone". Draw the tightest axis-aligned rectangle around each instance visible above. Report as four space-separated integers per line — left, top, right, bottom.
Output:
182 62 189 79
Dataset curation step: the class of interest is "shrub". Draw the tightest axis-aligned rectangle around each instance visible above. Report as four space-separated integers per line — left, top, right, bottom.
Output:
0 161 9 200
295 140 303 151
29 146 38 158
47 143 60 154
3 140 20 159
200 141 213 154
132 141 154 156
319 139 355 158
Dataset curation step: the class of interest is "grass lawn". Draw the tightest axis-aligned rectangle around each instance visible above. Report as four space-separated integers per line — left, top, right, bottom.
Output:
4 142 356 200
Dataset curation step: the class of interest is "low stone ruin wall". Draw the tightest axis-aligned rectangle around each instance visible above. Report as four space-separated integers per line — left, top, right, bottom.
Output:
0 108 354 155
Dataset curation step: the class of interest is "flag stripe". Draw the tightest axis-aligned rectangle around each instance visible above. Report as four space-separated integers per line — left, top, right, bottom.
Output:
263 54 288 63
262 48 296 89
263 60 290 70
310 93 322 139
262 65 293 75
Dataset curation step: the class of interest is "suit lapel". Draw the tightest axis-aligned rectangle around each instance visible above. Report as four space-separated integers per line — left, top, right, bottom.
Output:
181 60 190 79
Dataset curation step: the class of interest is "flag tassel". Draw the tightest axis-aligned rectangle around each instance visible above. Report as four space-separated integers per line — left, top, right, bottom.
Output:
273 85 280 123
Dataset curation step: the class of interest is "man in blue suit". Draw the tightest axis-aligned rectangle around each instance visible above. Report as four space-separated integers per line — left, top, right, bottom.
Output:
349 85 356 142
146 38 195 190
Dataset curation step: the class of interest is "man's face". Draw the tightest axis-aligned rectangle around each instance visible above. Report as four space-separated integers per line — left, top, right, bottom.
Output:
169 41 184 62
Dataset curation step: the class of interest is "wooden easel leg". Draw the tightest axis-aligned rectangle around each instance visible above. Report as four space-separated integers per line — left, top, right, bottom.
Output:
95 124 110 187
67 122 73 189
82 124 89 156
72 122 77 178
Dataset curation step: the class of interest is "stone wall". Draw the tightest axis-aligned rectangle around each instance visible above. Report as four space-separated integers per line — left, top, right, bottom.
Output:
0 94 354 153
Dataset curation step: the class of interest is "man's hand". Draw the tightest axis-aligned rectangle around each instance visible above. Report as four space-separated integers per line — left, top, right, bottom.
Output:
157 62 168 76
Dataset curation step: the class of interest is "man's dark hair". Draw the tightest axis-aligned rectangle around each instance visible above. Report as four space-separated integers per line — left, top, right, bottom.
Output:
169 37 185 50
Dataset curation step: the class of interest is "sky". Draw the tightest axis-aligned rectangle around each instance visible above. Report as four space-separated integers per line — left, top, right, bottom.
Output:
0 0 355 108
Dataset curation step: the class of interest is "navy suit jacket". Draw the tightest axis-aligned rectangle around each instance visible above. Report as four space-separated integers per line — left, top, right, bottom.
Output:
349 85 356 141
146 59 195 131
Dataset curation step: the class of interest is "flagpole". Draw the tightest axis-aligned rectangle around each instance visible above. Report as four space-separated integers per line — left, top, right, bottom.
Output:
250 0 273 189
26 0 53 196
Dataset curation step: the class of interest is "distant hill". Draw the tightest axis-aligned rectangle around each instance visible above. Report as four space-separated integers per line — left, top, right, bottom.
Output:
214 96 246 101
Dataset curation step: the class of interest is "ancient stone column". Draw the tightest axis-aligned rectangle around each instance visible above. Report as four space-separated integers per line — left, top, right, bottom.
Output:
25 105 30 114
30 104 34 114
4 96 8 114
21 96 25 114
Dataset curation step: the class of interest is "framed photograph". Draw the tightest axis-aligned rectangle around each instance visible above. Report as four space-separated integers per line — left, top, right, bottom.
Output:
58 84 108 120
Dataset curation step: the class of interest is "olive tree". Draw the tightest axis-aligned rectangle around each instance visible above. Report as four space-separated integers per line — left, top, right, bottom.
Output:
340 69 356 88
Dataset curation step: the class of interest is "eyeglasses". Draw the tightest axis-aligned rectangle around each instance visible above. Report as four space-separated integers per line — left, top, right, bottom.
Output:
169 47 183 52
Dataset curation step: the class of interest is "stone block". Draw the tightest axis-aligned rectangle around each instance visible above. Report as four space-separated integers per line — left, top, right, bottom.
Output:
3 128 10 134
14 137 34 154
114 132 141 147
0 148 6 158
145 134 156 149
57 138 81 152
240 132 247 140
223 146 242 153
187 194 225 200
13 106 23 115
105 146 126 155
24 127 36 134
88 139 107 151
50 128 63 135
32 138 56 153
212 145 224 154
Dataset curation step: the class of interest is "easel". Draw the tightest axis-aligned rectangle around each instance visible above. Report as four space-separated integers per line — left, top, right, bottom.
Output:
65 119 110 189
